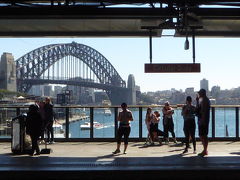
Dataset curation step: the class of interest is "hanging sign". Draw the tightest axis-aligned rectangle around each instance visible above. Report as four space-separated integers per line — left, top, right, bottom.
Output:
145 63 201 73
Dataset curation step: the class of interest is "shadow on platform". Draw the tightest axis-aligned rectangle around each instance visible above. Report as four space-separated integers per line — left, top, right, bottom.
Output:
1 153 240 179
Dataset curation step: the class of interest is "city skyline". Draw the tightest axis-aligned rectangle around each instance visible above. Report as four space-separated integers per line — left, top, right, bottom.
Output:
0 36 239 92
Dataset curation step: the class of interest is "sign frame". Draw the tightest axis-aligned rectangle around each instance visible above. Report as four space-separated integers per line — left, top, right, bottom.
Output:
145 63 201 73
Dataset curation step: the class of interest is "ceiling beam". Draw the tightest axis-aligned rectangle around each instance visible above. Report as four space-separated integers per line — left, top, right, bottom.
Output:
0 7 178 19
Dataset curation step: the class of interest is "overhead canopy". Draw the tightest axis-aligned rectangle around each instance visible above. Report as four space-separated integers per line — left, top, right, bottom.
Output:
0 1 240 37
0 18 164 37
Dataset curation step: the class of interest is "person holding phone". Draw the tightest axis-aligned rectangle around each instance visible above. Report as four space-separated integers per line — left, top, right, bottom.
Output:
162 101 177 144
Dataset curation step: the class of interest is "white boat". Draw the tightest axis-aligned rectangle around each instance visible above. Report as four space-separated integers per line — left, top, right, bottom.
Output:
80 122 104 130
53 123 65 138
104 108 112 116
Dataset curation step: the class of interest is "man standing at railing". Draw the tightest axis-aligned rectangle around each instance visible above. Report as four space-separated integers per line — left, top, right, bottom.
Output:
44 97 55 144
113 102 133 154
196 89 210 157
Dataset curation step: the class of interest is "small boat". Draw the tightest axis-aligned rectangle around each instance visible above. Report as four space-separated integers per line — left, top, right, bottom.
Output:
53 123 65 138
80 122 104 130
104 108 112 116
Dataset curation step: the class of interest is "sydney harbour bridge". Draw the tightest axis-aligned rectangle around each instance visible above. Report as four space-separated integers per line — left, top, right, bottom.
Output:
15 42 136 105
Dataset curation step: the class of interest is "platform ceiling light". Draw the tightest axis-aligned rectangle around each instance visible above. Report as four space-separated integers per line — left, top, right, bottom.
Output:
184 29 189 50
184 35 189 50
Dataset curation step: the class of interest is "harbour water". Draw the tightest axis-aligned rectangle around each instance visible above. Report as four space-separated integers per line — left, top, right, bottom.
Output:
67 107 237 138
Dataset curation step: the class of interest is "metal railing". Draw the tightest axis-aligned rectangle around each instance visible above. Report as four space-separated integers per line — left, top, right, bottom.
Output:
0 105 240 141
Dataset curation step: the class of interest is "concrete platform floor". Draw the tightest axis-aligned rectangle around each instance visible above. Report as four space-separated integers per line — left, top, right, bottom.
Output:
1 141 240 179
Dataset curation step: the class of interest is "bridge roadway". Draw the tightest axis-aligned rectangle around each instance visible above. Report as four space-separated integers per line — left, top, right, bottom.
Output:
1 141 240 179
20 78 128 91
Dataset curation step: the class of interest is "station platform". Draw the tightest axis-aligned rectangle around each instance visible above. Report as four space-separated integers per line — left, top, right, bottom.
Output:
1 141 240 179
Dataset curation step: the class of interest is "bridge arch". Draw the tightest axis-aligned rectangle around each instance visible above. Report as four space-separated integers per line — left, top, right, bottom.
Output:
16 42 126 92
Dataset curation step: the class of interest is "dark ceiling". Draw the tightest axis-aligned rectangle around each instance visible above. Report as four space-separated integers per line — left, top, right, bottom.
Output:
0 0 240 37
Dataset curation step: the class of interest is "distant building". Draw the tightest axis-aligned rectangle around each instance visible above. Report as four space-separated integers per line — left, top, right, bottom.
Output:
135 85 141 98
43 85 52 97
127 74 136 105
54 86 63 96
171 91 185 104
211 86 221 98
95 91 109 104
200 78 209 92
29 85 44 96
67 83 95 105
171 88 177 93
147 92 155 97
0 53 16 91
185 87 194 95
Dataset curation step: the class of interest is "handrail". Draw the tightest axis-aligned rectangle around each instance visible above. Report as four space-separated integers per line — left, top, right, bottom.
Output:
0 105 239 141
0 105 240 108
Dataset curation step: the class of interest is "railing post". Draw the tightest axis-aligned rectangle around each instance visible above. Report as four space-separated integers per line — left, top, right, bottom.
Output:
114 107 118 139
236 107 239 139
16 107 20 116
65 107 69 139
139 107 143 139
90 107 94 139
212 107 215 138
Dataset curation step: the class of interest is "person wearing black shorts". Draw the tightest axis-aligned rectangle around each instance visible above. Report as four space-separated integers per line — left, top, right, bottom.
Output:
181 96 196 154
196 89 210 157
26 104 43 156
113 103 133 154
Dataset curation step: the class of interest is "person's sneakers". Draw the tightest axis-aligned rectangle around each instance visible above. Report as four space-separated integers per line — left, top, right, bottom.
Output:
39 140 45 145
165 138 169 144
182 149 188 154
34 152 41 156
198 151 208 157
193 150 197 154
123 151 127 154
173 138 177 144
112 149 121 154
158 139 162 146
150 142 155 146
50 141 55 144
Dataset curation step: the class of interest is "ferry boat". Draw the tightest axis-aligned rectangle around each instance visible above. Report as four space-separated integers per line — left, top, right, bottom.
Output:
104 108 112 116
80 122 103 130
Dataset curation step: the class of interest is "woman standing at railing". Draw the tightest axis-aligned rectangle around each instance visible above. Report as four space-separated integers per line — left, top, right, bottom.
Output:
113 103 133 154
144 107 153 145
162 101 177 144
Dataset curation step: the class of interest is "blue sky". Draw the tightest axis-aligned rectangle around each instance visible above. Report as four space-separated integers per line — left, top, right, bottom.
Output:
0 36 239 92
